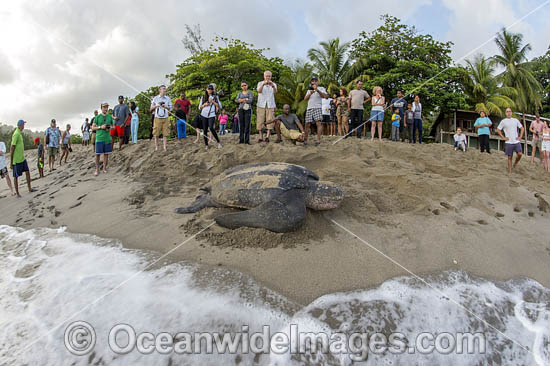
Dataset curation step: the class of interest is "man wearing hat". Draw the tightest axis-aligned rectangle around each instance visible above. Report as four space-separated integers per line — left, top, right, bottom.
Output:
44 118 61 172
91 102 114 176
10 120 35 197
304 76 328 146
113 95 129 150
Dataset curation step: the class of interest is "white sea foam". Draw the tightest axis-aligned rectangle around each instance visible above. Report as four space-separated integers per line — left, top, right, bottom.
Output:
0 225 548 365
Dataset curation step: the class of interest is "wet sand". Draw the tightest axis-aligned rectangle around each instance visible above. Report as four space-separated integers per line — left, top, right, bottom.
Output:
1 135 550 305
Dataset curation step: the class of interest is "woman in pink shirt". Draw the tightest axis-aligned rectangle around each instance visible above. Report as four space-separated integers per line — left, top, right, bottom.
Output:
529 115 548 166
218 108 229 135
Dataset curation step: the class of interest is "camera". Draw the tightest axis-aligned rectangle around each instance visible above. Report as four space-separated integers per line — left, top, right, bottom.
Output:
308 84 314 91
159 101 165 106
105 124 111 130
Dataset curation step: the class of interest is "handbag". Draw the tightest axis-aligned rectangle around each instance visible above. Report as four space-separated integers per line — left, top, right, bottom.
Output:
45 128 50 145
242 103 250 111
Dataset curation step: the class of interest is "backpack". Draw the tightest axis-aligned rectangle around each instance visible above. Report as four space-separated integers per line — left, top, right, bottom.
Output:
45 128 51 145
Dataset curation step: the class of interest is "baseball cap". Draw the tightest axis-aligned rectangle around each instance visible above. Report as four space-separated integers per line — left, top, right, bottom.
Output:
34 137 40 145
51 118 56 123
118 95 124 99
311 76 319 81
101 101 109 107
17 119 26 127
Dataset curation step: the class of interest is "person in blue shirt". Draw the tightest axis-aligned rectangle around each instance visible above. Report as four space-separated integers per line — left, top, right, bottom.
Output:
473 110 492 153
390 91 407 142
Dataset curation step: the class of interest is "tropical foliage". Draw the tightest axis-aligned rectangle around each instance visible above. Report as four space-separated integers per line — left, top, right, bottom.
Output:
493 28 542 114
128 16 547 139
461 54 516 117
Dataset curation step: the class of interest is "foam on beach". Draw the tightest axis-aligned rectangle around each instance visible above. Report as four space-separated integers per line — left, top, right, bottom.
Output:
0 225 548 365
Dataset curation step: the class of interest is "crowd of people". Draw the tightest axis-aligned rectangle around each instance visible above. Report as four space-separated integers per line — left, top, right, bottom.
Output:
1 71 546 198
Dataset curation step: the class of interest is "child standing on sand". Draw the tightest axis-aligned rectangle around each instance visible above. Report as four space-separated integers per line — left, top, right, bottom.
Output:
34 138 44 178
454 128 467 152
391 108 401 141
218 108 228 135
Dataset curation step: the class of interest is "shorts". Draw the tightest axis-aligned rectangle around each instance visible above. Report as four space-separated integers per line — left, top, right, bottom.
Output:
336 106 349 118
82 131 90 141
531 139 542 149
0 167 7 179
542 141 550 152
322 115 332 123
91 133 96 145
305 108 322 124
62 144 69 150
370 109 385 121
504 142 522 156
110 125 125 138
47 147 58 157
12 160 29 178
280 123 303 140
95 141 113 155
37 159 44 169
153 117 170 137
256 107 275 131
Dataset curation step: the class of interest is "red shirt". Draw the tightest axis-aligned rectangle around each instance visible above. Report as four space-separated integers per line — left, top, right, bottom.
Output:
174 98 191 115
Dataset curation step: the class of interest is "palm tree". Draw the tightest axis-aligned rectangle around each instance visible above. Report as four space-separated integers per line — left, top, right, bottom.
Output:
493 28 542 113
462 54 516 117
307 38 351 90
277 61 314 117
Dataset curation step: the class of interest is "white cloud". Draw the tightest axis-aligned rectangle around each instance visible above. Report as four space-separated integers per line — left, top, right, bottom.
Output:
442 0 549 64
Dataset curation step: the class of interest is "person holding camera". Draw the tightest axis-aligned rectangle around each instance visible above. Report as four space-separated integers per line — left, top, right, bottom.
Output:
256 71 277 143
304 76 328 146
199 84 222 150
92 102 114 176
236 81 254 144
150 85 173 152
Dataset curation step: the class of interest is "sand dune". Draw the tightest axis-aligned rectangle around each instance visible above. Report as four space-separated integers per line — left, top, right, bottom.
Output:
1 134 550 304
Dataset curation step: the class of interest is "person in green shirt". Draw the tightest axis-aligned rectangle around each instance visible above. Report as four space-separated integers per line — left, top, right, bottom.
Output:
91 102 114 176
10 120 35 197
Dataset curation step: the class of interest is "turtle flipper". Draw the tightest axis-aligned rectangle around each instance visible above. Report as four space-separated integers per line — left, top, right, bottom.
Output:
175 194 222 214
215 189 306 233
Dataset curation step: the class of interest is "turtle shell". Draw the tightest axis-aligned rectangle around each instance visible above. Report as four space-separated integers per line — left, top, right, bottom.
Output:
209 162 319 209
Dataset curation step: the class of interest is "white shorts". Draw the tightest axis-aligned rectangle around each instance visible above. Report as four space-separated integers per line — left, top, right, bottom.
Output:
542 141 550 152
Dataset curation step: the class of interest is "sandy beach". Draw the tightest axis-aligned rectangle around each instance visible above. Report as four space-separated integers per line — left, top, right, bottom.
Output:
1 135 550 305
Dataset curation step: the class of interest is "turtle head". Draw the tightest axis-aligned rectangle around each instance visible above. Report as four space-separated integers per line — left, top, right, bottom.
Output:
306 182 344 210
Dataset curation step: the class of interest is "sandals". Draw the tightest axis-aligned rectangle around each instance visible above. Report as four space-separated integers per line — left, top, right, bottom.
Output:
265 138 270 143
258 138 264 143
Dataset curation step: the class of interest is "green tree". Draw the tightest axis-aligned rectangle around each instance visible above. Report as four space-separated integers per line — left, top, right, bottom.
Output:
493 28 542 113
277 60 314 118
530 49 550 117
307 38 350 90
347 15 467 135
168 37 289 131
462 54 516 117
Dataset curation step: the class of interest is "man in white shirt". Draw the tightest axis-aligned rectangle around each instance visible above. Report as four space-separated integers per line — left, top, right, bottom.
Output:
497 107 524 173
0 141 15 196
150 85 173 152
304 76 328 146
453 128 467 152
256 71 277 143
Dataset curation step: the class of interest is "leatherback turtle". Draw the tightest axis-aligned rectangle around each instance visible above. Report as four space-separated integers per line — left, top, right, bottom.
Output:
175 162 344 232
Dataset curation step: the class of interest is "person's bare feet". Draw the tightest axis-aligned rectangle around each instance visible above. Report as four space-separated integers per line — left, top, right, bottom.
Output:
93 170 99 176
102 169 108 174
